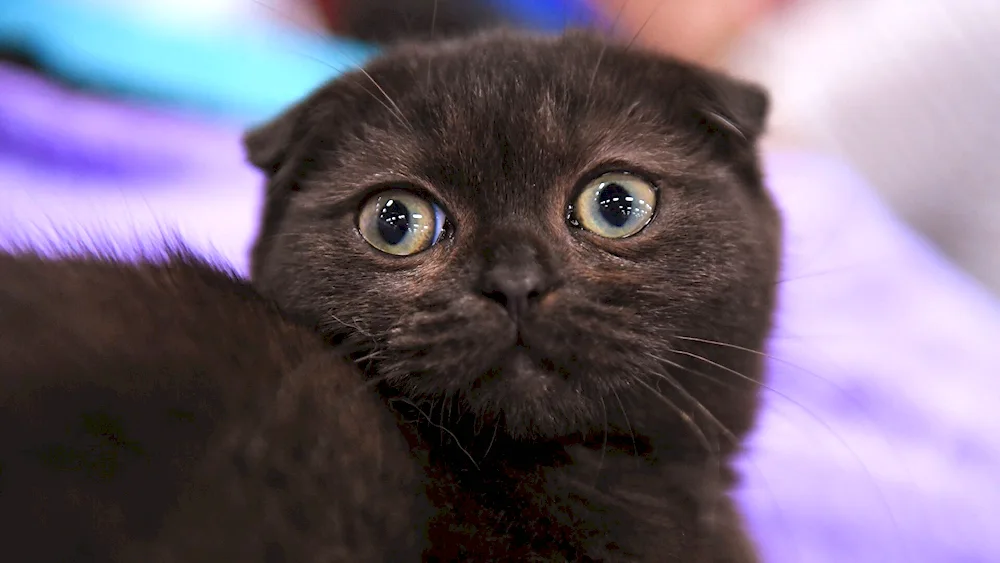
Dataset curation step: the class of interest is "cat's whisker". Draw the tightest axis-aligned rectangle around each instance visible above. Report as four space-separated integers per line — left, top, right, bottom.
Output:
644 356 738 446
424 0 439 83
610 388 640 464
633 378 714 458
249 0 414 133
666 347 903 540
480 416 501 464
328 312 373 337
351 349 384 365
389 397 480 470
438 396 448 445
585 0 629 108
666 347 839 432
429 0 439 40
644 359 730 505
671 334 862 394
353 67 416 134
472 401 487 435
248 0 350 71
624 0 664 53
643 352 801 544
775 263 867 285
300 50 390 109
444 392 456 430
670 335 894 439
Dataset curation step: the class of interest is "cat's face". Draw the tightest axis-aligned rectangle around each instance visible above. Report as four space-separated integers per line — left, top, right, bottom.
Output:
247 32 781 445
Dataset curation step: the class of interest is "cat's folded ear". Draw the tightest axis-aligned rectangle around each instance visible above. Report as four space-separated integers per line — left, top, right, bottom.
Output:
691 71 770 146
243 101 308 179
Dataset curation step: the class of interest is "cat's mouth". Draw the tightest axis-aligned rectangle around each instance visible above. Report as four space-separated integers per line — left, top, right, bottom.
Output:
458 344 613 440
498 345 563 395
380 324 636 441
386 341 651 451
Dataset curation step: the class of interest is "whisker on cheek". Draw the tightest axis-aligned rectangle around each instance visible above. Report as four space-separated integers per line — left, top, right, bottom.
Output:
389 397 480 470
666 346 903 542
611 388 641 463
644 354 739 444
479 416 502 464
633 378 715 457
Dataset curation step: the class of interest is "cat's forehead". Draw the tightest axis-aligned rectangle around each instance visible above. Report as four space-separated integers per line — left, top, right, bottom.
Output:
368 32 689 124
311 34 705 204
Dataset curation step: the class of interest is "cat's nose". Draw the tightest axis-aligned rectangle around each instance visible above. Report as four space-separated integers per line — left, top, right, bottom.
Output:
479 263 553 322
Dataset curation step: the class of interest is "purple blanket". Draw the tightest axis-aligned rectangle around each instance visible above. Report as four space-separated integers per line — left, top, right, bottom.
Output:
2 63 998 562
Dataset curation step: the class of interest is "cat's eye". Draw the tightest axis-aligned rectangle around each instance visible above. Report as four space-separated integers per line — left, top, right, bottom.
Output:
358 189 447 256
569 172 657 239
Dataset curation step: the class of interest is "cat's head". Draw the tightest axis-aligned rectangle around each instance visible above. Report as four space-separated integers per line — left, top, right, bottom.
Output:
245 31 781 448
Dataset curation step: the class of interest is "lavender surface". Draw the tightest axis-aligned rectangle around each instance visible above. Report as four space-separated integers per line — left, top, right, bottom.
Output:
2 63 998 562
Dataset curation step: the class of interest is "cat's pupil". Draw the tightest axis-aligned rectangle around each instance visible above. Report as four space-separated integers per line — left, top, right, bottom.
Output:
597 183 633 228
377 199 411 245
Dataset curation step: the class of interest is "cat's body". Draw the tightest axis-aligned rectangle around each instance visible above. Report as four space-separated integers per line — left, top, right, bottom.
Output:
0 30 779 562
0 251 430 562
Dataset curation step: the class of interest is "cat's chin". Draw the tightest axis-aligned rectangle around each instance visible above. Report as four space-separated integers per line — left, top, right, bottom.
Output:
467 348 604 441
384 346 622 441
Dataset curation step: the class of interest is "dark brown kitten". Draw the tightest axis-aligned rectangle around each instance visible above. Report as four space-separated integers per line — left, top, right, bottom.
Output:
247 30 780 561
0 28 778 563
0 250 429 562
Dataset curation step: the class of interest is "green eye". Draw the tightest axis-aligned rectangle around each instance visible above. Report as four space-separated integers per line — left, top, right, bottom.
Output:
569 172 657 238
358 189 447 256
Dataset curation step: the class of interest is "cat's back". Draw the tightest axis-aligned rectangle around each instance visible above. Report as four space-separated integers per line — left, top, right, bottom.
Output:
0 249 428 562
0 250 307 374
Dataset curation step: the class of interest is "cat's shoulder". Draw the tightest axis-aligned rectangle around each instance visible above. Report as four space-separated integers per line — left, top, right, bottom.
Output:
0 243 430 562
0 244 311 369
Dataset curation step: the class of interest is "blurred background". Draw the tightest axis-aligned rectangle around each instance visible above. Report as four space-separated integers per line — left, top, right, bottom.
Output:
1 1 998 561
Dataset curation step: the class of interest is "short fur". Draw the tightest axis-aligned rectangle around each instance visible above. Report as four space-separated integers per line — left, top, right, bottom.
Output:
0 250 430 562
0 30 780 562
247 30 780 561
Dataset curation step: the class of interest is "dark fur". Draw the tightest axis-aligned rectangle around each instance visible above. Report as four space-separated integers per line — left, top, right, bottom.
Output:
0 30 779 562
247 30 780 561
0 250 429 562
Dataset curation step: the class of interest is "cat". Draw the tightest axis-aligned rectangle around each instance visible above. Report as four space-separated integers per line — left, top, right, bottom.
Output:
245 28 780 561
0 29 780 562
